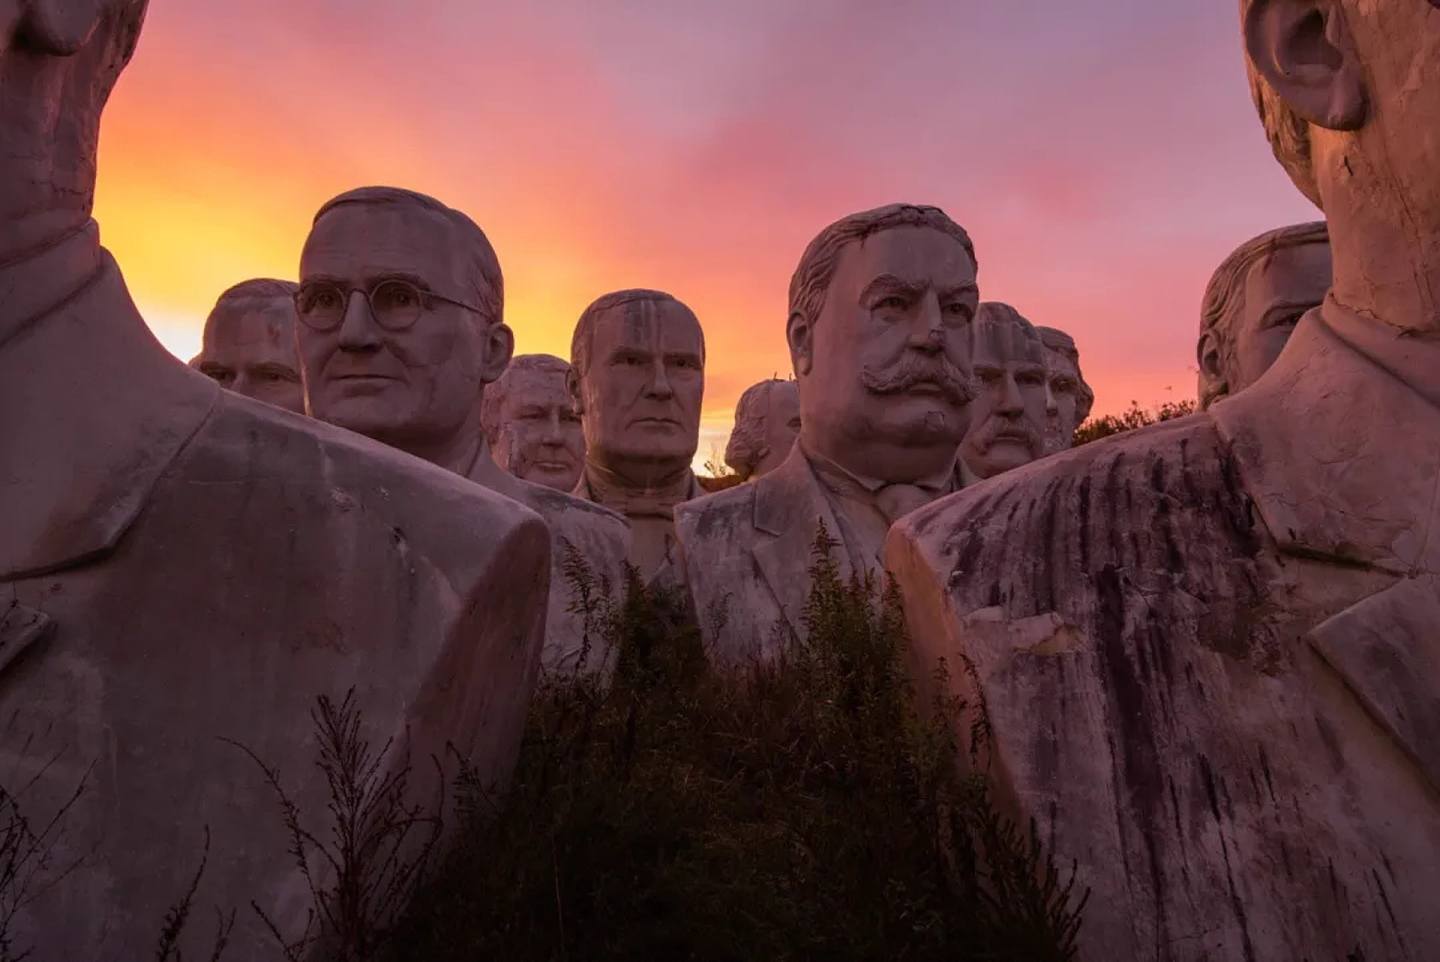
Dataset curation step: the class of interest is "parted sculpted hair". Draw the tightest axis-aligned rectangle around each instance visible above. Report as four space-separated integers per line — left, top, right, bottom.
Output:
480 354 573 446
789 204 977 332
1198 221 1329 408
569 289 706 377
724 378 793 479
1036 326 1095 425
312 186 504 327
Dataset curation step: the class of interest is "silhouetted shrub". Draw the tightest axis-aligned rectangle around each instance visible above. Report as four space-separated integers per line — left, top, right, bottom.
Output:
1073 399 1196 446
391 529 1088 961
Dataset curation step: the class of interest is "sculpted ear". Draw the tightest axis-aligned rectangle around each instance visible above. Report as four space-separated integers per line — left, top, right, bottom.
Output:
479 322 514 385
1244 0 1366 131
786 311 814 377
19 0 111 54
1197 330 1228 407
565 366 584 415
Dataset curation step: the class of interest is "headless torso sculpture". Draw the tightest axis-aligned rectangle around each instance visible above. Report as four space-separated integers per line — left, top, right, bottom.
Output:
887 3 1440 957
0 7 549 957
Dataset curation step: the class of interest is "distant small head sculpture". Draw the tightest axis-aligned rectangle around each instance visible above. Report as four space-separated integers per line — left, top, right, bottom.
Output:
1035 326 1094 453
481 354 585 491
192 279 305 414
724 378 801 481
568 289 706 487
2 0 149 258
1196 222 1331 409
296 186 513 457
788 203 979 483
959 303 1048 481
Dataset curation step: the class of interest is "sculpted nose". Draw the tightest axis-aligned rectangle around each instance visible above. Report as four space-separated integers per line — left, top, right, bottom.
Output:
541 412 565 444
337 291 381 351
1044 379 1059 416
997 373 1024 415
646 361 674 399
908 293 945 354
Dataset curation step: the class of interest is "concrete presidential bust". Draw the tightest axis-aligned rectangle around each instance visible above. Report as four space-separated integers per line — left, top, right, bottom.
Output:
297 187 630 675
957 303 1049 480
887 1 1440 957
191 278 305 414
675 203 978 666
0 8 549 958
1196 221 1331 409
568 289 706 576
482 353 586 492
724 378 801 482
1035 325 1093 453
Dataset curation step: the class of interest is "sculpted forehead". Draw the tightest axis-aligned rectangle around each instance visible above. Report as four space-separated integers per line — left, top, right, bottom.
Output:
831 225 977 296
590 299 704 356
204 302 293 354
1043 344 1080 381
1240 241 1332 327
974 319 1044 367
302 204 467 290
502 367 571 410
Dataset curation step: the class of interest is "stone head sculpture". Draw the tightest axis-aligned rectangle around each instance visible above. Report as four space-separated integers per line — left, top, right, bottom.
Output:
192 278 305 414
1034 325 1093 453
481 353 585 491
958 303 1048 480
788 204 979 484
1 0 147 260
724 378 800 481
1242 0 1440 335
296 186 513 471
568 289 706 489
1196 221 1331 409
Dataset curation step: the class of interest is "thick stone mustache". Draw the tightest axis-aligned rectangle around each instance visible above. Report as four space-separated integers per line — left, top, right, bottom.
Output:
860 356 976 406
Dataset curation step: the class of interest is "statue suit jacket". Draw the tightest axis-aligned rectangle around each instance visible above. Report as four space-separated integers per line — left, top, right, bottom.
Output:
886 302 1440 962
673 448 860 666
0 226 550 960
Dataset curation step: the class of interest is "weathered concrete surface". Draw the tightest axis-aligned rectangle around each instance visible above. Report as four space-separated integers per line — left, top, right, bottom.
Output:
887 310 1440 960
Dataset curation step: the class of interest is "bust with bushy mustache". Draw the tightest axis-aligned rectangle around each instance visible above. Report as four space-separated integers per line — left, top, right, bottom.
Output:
788 206 980 485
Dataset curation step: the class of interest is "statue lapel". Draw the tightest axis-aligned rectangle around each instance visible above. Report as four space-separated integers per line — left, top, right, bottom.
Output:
749 451 853 640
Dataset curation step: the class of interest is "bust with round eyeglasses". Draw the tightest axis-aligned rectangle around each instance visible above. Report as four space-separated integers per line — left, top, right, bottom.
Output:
297 186 631 676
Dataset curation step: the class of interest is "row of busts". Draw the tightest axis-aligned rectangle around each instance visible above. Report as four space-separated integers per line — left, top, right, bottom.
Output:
190 218 1334 505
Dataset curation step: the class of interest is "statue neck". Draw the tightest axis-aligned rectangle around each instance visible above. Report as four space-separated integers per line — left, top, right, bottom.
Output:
395 405 488 479
583 457 694 505
0 220 104 352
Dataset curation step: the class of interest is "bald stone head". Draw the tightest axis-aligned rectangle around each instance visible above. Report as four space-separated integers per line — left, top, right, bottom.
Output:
481 354 585 491
192 279 305 414
958 303 1048 481
1 0 149 260
568 289 706 488
296 186 513 468
1035 325 1093 453
1196 222 1330 409
788 203 980 484
724 378 801 481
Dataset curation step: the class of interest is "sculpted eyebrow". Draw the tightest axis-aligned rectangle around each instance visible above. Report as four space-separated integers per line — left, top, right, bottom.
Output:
860 274 924 302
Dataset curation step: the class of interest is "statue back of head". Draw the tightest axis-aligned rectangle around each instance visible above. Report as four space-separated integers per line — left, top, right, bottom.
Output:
1196 221 1331 408
787 203 980 484
724 378 800 481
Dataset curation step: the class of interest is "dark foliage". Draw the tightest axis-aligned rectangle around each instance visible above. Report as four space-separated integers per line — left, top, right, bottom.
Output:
1073 399 1197 446
391 528 1088 961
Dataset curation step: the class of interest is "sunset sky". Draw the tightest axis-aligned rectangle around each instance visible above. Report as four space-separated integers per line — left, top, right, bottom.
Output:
95 1 1319 466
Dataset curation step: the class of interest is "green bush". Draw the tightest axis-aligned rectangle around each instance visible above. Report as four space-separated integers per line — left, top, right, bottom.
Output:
1073 399 1196 446
391 528 1087 961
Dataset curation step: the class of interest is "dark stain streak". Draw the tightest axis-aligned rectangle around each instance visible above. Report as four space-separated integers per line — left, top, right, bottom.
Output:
1258 745 1277 805
1198 754 1222 821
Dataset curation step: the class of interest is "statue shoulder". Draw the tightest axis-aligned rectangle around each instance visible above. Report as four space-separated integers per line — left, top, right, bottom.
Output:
674 477 760 546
